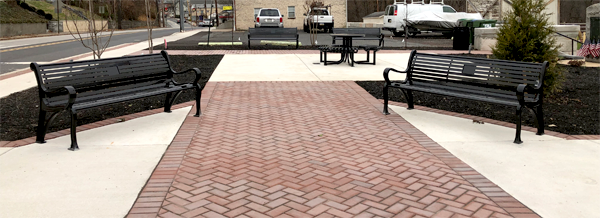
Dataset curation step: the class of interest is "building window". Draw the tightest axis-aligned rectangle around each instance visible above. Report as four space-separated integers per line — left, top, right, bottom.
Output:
288 6 295 18
254 8 260 17
99 6 105 13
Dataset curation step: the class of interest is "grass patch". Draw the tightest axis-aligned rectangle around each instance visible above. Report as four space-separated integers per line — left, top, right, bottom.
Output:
27 1 103 21
0 2 47 23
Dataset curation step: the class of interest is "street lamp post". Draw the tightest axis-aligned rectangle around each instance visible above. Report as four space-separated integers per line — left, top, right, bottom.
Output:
179 0 184 31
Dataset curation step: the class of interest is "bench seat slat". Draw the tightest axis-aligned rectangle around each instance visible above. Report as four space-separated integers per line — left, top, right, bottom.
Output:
71 85 192 110
47 82 167 106
396 83 521 106
395 80 537 101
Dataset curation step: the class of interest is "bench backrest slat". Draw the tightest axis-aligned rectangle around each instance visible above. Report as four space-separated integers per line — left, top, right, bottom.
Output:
332 28 381 37
32 52 173 104
409 53 544 92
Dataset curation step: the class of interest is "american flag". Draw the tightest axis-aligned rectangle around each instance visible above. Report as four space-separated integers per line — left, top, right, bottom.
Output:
589 40 596 57
592 40 600 58
578 38 591 57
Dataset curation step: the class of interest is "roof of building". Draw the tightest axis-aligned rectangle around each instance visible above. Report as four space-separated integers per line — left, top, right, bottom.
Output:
363 11 385 18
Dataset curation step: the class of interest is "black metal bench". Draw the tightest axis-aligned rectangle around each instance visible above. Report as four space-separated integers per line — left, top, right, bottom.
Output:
247 28 299 49
31 51 203 151
383 50 548 144
332 28 384 47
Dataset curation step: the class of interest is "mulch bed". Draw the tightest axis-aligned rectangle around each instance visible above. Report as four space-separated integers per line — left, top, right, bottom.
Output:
0 55 223 141
356 64 600 135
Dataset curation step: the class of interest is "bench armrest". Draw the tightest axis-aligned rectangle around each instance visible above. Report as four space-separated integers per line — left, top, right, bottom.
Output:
172 68 202 86
383 68 408 85
44 86 77 109
516 84 540 105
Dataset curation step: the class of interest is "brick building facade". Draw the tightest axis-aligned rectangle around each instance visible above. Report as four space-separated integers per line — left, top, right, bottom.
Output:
235 0 347 30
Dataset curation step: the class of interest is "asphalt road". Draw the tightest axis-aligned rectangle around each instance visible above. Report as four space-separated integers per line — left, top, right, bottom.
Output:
0 19 198 74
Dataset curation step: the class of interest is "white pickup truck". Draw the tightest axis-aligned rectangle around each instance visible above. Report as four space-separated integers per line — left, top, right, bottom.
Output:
303 8 334 33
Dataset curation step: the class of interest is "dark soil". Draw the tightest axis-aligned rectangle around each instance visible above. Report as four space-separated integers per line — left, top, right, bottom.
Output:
0 55 223 141
356 65 600 135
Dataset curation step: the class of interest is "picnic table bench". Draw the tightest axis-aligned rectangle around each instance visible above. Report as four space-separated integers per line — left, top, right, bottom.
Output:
331 28 384 65
383 50 548 143
331 28 385 47
31 51 203 151
247 28 299 49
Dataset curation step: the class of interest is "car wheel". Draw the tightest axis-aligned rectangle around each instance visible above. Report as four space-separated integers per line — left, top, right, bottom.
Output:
392 31 404 37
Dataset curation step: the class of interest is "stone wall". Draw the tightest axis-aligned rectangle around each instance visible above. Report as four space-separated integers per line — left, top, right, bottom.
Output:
0 23 47 37
474 25 581 53
347 22 383 28
235 0 347 30
62 20 109 33
468 0 501 20
108 20 159 29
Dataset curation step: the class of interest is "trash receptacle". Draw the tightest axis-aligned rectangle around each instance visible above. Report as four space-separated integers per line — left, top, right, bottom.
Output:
453 27 470 50
458 19 497 46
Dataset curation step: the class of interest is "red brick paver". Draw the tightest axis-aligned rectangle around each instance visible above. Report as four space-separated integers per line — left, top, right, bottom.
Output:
129 81 538 218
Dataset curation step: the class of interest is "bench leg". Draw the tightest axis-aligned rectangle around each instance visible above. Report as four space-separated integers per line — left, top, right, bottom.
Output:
514 106 523 144
194 85 202 117
383 85 390 115
533 104 544 135
320 51 323 63
165 91 183 114
402 89 415 110
36 110 47 143
164 92 173 113
36 110 60 143
324 52 328 66
373 51 377 65
68 109 80 151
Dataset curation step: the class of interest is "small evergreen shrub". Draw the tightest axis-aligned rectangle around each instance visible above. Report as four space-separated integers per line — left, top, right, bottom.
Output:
45 13 53 20
492 0 564 95
19 2 30 10
36 9 45 16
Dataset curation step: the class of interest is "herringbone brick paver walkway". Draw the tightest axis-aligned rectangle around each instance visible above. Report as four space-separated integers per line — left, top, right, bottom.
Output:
128 81 533 218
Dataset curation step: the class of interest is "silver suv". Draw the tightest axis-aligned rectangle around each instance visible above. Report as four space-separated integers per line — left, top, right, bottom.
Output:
255 8 283 28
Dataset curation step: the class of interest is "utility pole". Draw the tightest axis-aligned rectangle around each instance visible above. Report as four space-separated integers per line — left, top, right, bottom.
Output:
214 0 219 27
155 0 160 27
118 0 122 29
179 0 184 31
56 0 59 34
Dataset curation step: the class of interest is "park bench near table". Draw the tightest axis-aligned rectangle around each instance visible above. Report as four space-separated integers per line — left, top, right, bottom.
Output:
383 50 548 144
31 51 203 151
332 28 384 65
247 28 299 49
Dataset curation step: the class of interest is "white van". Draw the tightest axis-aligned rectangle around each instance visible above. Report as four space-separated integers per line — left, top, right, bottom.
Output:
383 0 457 37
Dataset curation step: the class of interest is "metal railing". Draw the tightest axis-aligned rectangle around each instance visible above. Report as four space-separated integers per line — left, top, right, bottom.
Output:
547 27 582 55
